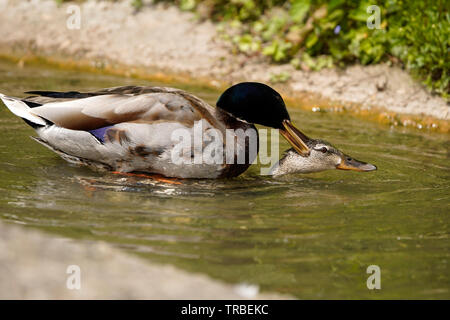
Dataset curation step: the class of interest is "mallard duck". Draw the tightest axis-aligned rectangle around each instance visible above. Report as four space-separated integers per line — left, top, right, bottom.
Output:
270 135 377 176
0 82 312 178
0 82 375 178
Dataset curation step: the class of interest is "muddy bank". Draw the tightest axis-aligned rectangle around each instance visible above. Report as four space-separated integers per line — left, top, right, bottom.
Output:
0 0 448 129
0 221 288 299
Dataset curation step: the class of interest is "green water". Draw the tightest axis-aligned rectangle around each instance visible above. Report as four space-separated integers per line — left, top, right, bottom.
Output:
0 59 448 299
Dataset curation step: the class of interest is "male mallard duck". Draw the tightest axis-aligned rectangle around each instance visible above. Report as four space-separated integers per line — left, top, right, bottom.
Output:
0 82 311 178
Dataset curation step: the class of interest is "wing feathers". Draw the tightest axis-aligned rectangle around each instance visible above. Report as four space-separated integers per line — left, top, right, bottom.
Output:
20 86 220 132
25 91 93 99
27 90 206 131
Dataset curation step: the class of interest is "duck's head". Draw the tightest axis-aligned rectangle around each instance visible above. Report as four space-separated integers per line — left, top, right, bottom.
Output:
270 128 377 176
217 82 310 156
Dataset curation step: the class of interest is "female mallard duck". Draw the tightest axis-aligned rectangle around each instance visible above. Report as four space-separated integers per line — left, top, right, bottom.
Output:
0 82 375 178
270 138 377 176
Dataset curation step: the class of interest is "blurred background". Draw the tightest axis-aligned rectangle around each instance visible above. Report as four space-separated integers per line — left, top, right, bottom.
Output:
0 0 448 299
124 0 449 97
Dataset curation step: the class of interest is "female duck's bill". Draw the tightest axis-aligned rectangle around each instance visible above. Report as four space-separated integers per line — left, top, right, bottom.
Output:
270 125 377 177
335 155 377 172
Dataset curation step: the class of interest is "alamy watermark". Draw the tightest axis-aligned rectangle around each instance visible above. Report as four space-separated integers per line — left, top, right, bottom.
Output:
367 5 381 30
66 5 81 30
66 265 81 290
170 120 280 175
366 265 381 290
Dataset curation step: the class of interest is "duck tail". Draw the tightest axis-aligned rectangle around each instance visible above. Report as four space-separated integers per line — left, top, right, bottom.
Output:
0 93 48 128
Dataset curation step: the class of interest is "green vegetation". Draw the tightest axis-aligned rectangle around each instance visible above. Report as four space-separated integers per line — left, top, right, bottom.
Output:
165 0 450 97
131 0 144 10
55 0 449 97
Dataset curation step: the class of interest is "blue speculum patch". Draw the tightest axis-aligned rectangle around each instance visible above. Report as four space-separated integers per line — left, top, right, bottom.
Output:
88 126 113 143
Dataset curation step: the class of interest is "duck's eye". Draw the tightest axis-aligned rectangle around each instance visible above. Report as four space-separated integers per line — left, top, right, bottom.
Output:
315 146 328 153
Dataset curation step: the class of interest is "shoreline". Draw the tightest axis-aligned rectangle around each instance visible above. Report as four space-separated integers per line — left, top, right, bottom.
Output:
0 0 448 132
0 221 289 299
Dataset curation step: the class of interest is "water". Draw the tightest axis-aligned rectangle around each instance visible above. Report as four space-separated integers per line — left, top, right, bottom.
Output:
0 59 448 299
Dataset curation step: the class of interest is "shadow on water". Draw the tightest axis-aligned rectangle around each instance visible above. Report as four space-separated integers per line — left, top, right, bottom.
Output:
0 59 449 299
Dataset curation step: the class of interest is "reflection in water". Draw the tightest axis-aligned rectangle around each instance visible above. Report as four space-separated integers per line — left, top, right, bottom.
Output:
0 59 449 299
